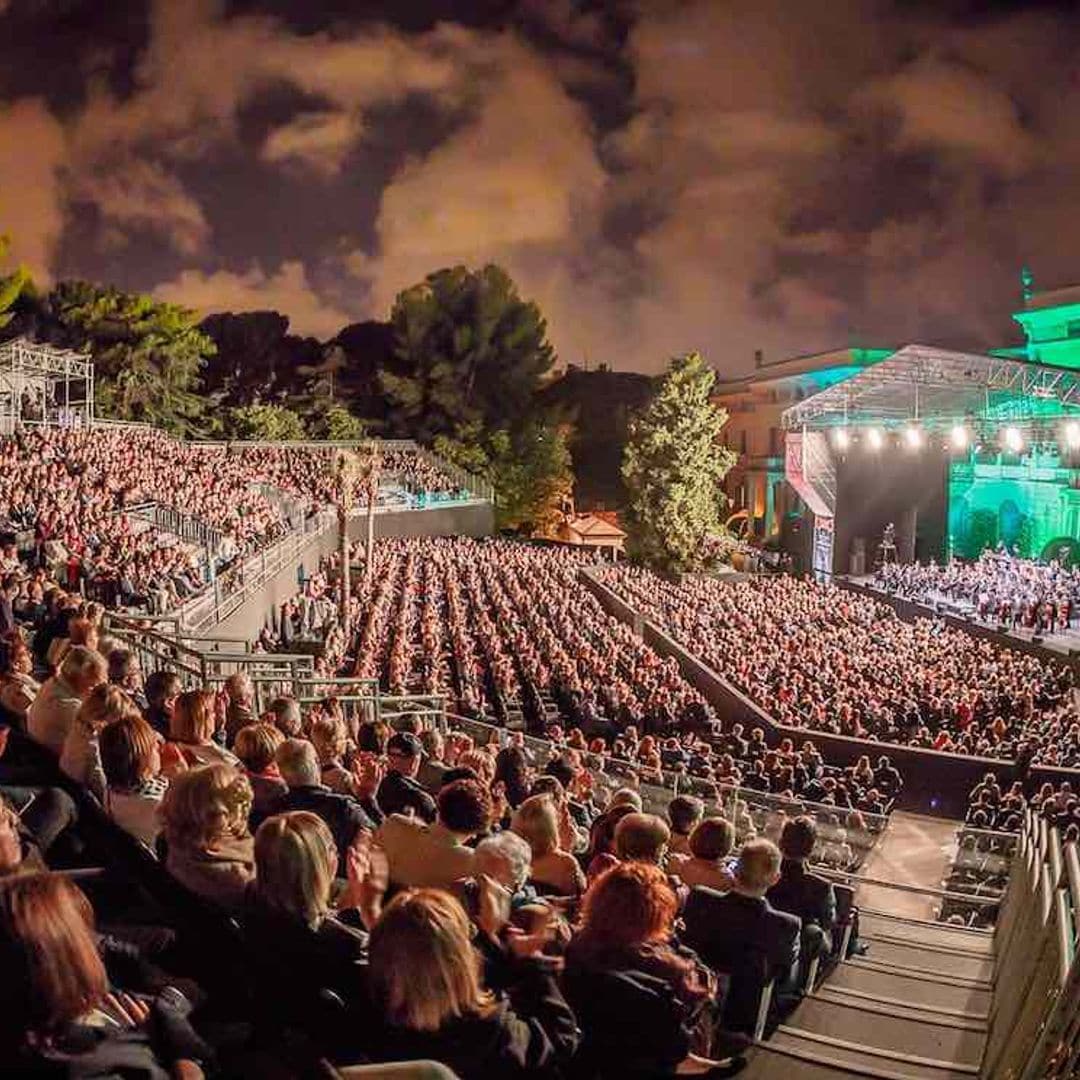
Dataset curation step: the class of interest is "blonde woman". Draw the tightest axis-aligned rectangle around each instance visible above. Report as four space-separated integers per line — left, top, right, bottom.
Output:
245 811 383 999
161 763 254 909
161 689 238 776
60 684 141 802
366 888 578 1078
511 794 585 897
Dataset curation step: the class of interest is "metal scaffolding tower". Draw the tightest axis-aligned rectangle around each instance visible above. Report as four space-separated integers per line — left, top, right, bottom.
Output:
0 338 94 434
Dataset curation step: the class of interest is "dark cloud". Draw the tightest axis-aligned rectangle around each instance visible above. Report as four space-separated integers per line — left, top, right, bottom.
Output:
1 0 1079 373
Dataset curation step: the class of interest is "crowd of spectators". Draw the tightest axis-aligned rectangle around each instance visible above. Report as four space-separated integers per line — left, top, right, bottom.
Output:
876 550 1080 633
0 584 876 1078
600 567 1080 768
0 428 472 616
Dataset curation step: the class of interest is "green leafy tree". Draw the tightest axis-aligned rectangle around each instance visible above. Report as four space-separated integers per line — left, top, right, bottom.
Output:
434 419 573 533
46 281 215 433
383 264 555 442
621 352 736 573
227 403 307 441
0 234 31 330
314 403 367 441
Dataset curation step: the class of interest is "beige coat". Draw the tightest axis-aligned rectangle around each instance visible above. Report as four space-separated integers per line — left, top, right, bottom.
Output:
376 815 476 889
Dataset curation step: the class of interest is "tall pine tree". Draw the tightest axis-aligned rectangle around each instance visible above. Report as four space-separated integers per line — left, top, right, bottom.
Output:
621 352 736 573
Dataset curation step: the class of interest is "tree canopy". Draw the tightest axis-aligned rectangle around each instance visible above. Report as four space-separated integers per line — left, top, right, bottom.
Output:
435 418 573 534
382 264 555 442
227 403 307 441
0 235 30 331
44 281 216 434
621 352 736 573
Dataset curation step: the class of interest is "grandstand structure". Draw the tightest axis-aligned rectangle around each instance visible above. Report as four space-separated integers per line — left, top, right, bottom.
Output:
0 337 94 435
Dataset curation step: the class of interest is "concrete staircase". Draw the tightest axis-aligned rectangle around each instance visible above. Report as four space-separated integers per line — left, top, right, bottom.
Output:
740 817 998 1079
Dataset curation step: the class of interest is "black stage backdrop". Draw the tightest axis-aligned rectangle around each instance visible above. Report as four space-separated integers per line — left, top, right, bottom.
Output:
833 441 948 574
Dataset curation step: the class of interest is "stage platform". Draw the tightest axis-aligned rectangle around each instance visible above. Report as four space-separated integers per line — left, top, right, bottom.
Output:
847 575 1080 658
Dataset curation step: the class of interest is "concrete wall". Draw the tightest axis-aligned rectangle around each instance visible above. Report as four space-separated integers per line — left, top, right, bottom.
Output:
210 502 493 641
581 568 1078 817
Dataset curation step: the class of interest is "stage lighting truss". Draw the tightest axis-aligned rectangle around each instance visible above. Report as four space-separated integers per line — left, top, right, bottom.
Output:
780 344 1080 443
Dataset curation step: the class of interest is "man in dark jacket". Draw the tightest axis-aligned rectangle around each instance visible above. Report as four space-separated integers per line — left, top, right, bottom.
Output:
377 732 437 823
682 838 801 1033
273 738 376 874
767 816 837 965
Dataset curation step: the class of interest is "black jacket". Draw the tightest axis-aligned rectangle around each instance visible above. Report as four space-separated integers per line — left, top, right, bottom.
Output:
767 860 837 939
377 769 437 823
367 961 578 1080
563 941 712 1078
682 886 800 1033
273 785 376 872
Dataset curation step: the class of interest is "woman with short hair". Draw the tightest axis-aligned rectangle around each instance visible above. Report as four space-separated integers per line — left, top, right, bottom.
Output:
668 817 737 893
60 683 142 802
161 763 254 909
366 887 578 1078
233 722 287 823
100 714 168 847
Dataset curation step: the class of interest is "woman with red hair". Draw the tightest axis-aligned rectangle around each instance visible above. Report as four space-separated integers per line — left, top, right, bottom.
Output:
564 862 742 1078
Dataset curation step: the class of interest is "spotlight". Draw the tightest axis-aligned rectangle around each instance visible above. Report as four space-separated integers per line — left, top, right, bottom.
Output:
903 424 923 450
1065 421 1080 450
950 424 970 450
833 427 850 450
1003 426 1024 454
866 427 883 451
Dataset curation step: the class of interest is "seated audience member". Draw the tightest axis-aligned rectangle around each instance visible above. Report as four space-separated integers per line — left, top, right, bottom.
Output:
273 738 375 874
232 722 287 825
670 817 737 893
511 794 585 897
223 672 257 743
767 817 837 961
377 731 437 823
245 811 383 1000
683 838 801 1033
0 873 211 1077
417 728 449 792
529 774 585 854
474 829 535 908
310 714 385 821
667 795 704 857
46 614 99 671
365 887 579 1079
0 797 46 877
161 763 255 909
494 745 532 810
106 648 147 709
565 861 738 1078
0 729 77 859
100 715 169 848
615 812 672 866
265 694 302 740
28 645 107 755
0 635 39 725
377 779 490 889
61 684 142 802
143 670 181 738
161 689 240 776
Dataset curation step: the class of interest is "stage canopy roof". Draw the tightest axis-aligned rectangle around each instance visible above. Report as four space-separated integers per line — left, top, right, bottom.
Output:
781 344 1080 433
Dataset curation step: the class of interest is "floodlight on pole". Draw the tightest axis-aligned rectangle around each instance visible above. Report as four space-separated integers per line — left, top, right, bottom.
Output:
903 424 923 450
1003 426 1024 454
833 427 850 451
1064 421 1080 450
867 427 883 451
950 424 970 450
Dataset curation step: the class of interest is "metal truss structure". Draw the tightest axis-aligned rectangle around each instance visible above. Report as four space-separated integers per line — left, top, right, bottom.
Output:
782 344 1080 434
0 338 94 435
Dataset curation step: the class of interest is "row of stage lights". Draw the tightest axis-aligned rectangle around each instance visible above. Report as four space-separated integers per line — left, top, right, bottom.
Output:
830 420 1080 455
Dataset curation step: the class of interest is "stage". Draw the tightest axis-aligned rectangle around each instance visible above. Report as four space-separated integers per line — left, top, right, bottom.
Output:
845 574 1080 659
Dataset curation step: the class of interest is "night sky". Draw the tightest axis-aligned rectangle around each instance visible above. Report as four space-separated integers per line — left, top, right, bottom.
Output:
2 0 1079 374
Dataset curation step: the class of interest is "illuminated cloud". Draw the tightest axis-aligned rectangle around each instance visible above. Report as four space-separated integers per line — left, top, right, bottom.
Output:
154 260 354 339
